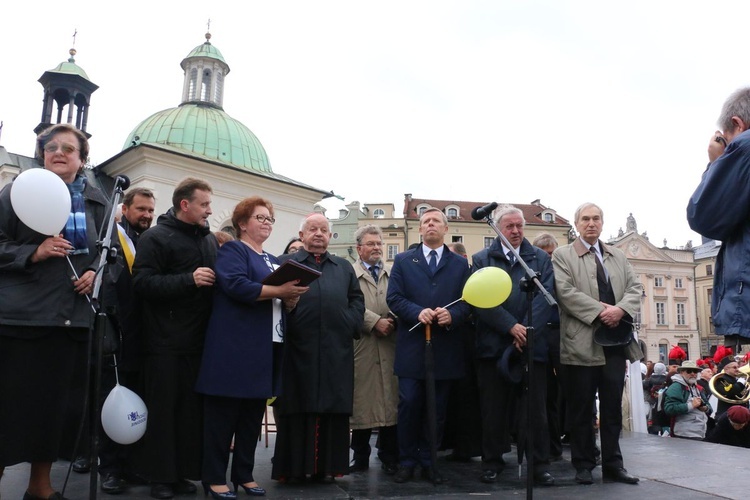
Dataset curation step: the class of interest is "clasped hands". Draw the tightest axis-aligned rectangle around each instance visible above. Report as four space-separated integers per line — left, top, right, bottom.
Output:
417 307 452 328
598 302 625 327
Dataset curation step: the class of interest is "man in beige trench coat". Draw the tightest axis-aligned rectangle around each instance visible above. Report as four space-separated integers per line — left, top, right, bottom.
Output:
349 225 399 474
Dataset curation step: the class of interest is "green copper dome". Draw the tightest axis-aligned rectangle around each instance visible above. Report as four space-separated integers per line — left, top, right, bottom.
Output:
181 34 228 70
123 103 272 173
47 48 92 81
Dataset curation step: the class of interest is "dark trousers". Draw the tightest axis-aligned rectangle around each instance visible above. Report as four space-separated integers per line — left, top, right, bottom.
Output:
516 361 551 470
202 395 266 485
350 425 398 466
397 378 451 467
477 358 514 471
562 347 626 472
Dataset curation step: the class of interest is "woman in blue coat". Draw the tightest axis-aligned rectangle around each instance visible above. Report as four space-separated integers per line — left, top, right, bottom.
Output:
196 197 308 498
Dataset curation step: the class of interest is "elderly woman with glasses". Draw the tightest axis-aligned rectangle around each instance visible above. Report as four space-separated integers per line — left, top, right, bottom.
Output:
0 124 108 500
196 197 309 499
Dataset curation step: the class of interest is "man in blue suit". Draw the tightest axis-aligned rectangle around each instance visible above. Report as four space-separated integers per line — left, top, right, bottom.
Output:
386 208 471 484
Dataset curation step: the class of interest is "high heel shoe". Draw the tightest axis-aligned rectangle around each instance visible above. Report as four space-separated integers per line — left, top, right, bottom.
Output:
233 481 266 496
201 482 237 499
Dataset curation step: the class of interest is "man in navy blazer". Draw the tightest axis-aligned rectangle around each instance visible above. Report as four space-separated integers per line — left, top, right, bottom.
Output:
386 208 471 484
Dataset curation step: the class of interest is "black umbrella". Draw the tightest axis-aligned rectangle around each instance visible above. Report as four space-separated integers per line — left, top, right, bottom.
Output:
424 323 439 485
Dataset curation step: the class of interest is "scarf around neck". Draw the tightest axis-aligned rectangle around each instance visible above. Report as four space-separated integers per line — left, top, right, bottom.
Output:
63 175 89 255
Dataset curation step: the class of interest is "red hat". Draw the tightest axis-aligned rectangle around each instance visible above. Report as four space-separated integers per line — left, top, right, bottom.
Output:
696 359 706 367
727 406 750 425
714 345 734 364
669 345 687 362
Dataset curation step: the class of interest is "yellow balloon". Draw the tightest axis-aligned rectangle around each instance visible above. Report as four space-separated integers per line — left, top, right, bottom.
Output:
463 267 512 308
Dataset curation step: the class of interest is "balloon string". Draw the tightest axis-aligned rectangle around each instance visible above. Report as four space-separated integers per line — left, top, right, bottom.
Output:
113 354 120 386
66 255 96 313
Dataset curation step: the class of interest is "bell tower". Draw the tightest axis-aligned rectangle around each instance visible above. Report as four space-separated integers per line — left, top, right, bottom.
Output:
35 41 98 137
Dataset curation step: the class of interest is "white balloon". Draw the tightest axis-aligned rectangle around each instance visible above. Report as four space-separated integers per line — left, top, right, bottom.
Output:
10 168 70 236
101 384 148 445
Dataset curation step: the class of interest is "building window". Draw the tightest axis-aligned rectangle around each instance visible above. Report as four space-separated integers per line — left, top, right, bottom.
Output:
706 264 713 276
678 341 689 360
709 317 715 333
675 277 683 289
387 244 399 261
658 343 668 363
676 303 686 325
707 288 712 304
634 310 642 327
447 208 458 219
188 68 198 100
656 302 666 325
543 212 553 222
484 237 494 248
373 208 385 219
654 276 663 287
417 206 427 216
201 69 213 101
451 235 463 243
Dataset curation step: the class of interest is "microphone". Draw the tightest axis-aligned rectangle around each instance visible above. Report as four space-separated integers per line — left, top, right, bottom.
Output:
471 202 498 220
115 175 131 191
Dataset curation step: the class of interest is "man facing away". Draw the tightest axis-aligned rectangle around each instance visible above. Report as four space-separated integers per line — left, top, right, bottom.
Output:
552 202 642 486
687 86 750 358
386 208 471 484
348 225 399 475
132 178 218 499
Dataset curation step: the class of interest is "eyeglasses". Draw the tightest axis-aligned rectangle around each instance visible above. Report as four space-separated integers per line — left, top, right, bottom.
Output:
253 215 275 225
361 242 383 247
43 143 79 155
682 369 700 374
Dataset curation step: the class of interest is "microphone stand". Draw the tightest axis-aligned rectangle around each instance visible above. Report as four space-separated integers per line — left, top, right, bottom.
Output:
477 213 556 500
85 175 128 499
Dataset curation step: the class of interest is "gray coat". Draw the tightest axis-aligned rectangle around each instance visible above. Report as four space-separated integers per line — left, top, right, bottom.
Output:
552 238 643 366
350 259 398 429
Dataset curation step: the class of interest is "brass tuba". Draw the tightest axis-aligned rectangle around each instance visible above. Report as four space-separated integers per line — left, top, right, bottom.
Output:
709 362 750 405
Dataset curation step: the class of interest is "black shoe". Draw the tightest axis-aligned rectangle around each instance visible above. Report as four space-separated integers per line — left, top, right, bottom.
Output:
420 467 445 484
394 466 414 483
101 472 127 494
349 460 369 473
479 470 498 484
23 492 69 500
311 473 335 484
72 456 91 474
381 463 398 475
173 479 197 494
574 469 593 485
603 467 639 484
150 483 175 499
534 471 555 486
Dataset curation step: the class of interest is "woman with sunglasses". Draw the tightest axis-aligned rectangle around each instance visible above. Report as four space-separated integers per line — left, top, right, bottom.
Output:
0 124 108 500
196 197 308 498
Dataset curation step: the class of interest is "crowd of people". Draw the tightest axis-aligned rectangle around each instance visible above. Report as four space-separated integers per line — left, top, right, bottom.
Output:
4 83 750 500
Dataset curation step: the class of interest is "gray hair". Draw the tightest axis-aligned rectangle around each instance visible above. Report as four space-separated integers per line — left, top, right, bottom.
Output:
493 204 525 226
300 213 332 232
354 224 383 245
718 87 750 133
574 202 603 224
532 232 558 250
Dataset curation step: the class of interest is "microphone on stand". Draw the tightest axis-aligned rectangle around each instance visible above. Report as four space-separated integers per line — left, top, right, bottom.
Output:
471 202 498 221
115 175 131 191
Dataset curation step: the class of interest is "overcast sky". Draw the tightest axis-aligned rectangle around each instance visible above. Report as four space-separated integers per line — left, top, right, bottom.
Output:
2 1 747 248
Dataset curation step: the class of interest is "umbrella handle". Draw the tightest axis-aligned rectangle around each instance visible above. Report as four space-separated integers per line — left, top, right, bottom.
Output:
425 323 431 342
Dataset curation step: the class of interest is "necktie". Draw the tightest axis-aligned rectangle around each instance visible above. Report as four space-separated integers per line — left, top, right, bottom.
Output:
590 246 609 287
370 265 379 283
507 250 515 267
428 250 437 274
